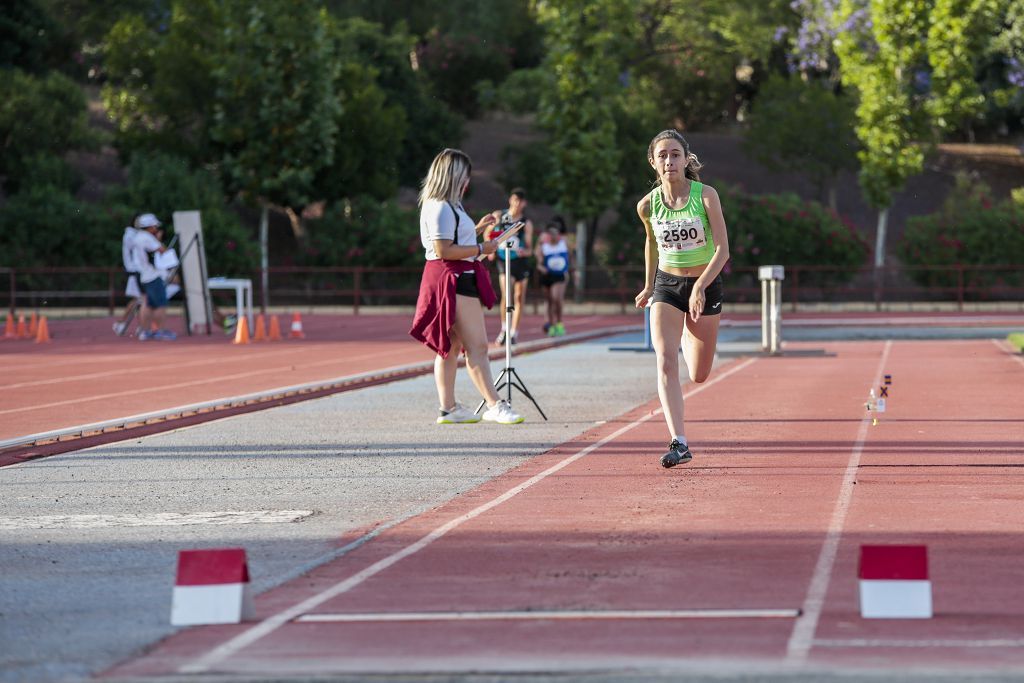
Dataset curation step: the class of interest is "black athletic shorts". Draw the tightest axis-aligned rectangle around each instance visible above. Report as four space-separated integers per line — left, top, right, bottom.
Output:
540 272 567 288
455 271 480 298
498 258 531 282
652 269 723 316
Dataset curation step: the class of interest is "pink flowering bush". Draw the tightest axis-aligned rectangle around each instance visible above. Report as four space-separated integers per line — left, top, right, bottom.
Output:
897 177 1024 290
716 186 868 278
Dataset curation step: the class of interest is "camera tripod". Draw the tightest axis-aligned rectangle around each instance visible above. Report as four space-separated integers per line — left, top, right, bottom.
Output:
476 247 547 420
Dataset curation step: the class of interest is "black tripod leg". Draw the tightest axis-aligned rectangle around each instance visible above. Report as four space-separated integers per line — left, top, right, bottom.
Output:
506 368 548 420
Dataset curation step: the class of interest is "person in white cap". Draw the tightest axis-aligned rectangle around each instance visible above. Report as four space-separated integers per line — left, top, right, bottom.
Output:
129 213 176 341
113 214 144 336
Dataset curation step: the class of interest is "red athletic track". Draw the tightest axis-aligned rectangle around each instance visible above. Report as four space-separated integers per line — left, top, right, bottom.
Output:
103 339 1024 678
0 313 634 443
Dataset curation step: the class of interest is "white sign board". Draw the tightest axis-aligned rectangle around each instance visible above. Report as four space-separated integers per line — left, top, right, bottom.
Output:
172 211 213 335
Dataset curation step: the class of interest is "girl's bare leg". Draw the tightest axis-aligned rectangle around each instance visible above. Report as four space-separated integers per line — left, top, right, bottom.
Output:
682 314 721 383
651 302 686 437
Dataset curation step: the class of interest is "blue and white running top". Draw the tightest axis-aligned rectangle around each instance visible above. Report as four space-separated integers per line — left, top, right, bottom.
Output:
541 237 569 274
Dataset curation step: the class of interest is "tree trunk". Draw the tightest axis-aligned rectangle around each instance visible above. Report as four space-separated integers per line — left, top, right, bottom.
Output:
259 204 270 312
574 219 587 302
872 207 889 310
827 183 838 213
874 207 888 268
285 206 307 244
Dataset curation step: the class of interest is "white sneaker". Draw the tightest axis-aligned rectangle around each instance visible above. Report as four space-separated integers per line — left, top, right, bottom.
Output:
436 402 481 424
481 399 524 425
495 329 507 345
113 321 127 336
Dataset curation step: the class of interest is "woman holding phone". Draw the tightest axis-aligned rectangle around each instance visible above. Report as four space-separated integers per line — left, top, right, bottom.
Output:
410 148 525 425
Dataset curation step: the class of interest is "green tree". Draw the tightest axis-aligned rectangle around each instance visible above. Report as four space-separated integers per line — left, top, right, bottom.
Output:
0 68 95 193
0 0 63 73
537 0 629 295
834 0 932 268
319 16 443 195
102 1 223 165
834 0 1003 267
926 0 1003 140
742 75 859 211
211 1 340 308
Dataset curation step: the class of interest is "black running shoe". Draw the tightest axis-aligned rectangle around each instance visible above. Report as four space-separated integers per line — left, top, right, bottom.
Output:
660 439 693 468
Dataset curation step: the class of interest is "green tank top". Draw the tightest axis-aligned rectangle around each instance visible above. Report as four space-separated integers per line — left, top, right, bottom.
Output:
649 181 715 269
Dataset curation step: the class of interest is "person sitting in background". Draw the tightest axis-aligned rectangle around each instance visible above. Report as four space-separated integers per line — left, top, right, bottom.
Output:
130 213 177 341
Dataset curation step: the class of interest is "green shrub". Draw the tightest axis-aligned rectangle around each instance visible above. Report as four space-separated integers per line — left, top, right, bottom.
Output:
0 185 118 268
294 196 421 303
897 178 1024 291
298 196 420 269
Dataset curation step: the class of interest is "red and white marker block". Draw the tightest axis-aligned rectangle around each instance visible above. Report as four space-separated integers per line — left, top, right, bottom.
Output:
858 545 932 619
171 548 255 626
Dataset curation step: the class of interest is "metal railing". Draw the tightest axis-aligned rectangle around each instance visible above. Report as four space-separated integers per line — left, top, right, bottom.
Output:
2 263 1023 316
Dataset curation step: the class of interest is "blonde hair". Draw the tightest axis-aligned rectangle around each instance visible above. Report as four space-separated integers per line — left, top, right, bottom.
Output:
647 129 703 182
419 148 473 205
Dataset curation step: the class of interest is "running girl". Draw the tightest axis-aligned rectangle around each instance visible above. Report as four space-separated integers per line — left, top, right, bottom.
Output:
634 130 730 467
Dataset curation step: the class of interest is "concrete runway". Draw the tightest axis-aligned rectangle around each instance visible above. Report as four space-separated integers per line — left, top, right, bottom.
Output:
0 336 663 683
1 321 1019 682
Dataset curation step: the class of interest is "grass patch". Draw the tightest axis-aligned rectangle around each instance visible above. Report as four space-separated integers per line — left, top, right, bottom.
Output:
1008 332 1024 352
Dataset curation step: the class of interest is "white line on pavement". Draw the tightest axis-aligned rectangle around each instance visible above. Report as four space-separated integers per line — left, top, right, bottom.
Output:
179 356 759 674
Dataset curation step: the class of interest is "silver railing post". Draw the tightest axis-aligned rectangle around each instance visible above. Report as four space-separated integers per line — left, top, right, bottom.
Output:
758 265 785 355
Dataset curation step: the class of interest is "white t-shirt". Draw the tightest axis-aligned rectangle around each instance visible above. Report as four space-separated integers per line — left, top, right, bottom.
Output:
130 230 163 283
121 227 138 272
420 199 477 262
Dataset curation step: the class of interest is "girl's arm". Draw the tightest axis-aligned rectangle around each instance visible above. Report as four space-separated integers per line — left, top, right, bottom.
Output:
634 194 658 309
695 186 730 290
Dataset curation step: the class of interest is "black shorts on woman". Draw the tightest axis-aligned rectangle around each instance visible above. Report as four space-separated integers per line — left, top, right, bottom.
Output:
652 269 723 316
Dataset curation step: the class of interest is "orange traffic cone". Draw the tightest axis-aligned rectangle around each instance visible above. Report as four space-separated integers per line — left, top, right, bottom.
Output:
16 315 27 339
28 311 38 338
233 316 250 344
3 312 15 339
253 314 267 342
268 315 282 341
34 316 51 343
288 312 305 339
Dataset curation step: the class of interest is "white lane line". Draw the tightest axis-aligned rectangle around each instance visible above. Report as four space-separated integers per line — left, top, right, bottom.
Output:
0 347 415 416
785 340 893 664
0 346 312 390
0 510 313 530
297 608 800 623
179 356 759 674
815 638 1024 648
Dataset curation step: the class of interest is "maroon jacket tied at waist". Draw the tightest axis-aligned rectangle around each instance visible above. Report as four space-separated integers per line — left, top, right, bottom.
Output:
409 259 496 358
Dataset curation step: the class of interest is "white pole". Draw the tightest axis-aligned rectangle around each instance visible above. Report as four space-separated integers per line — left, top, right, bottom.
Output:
504 251 512 403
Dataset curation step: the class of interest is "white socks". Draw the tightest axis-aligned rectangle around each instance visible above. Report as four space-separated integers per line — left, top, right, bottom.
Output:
674 434 687 446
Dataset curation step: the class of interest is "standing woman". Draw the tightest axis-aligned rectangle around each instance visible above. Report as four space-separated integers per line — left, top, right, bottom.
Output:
634 130 730 467
410 148 525 425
